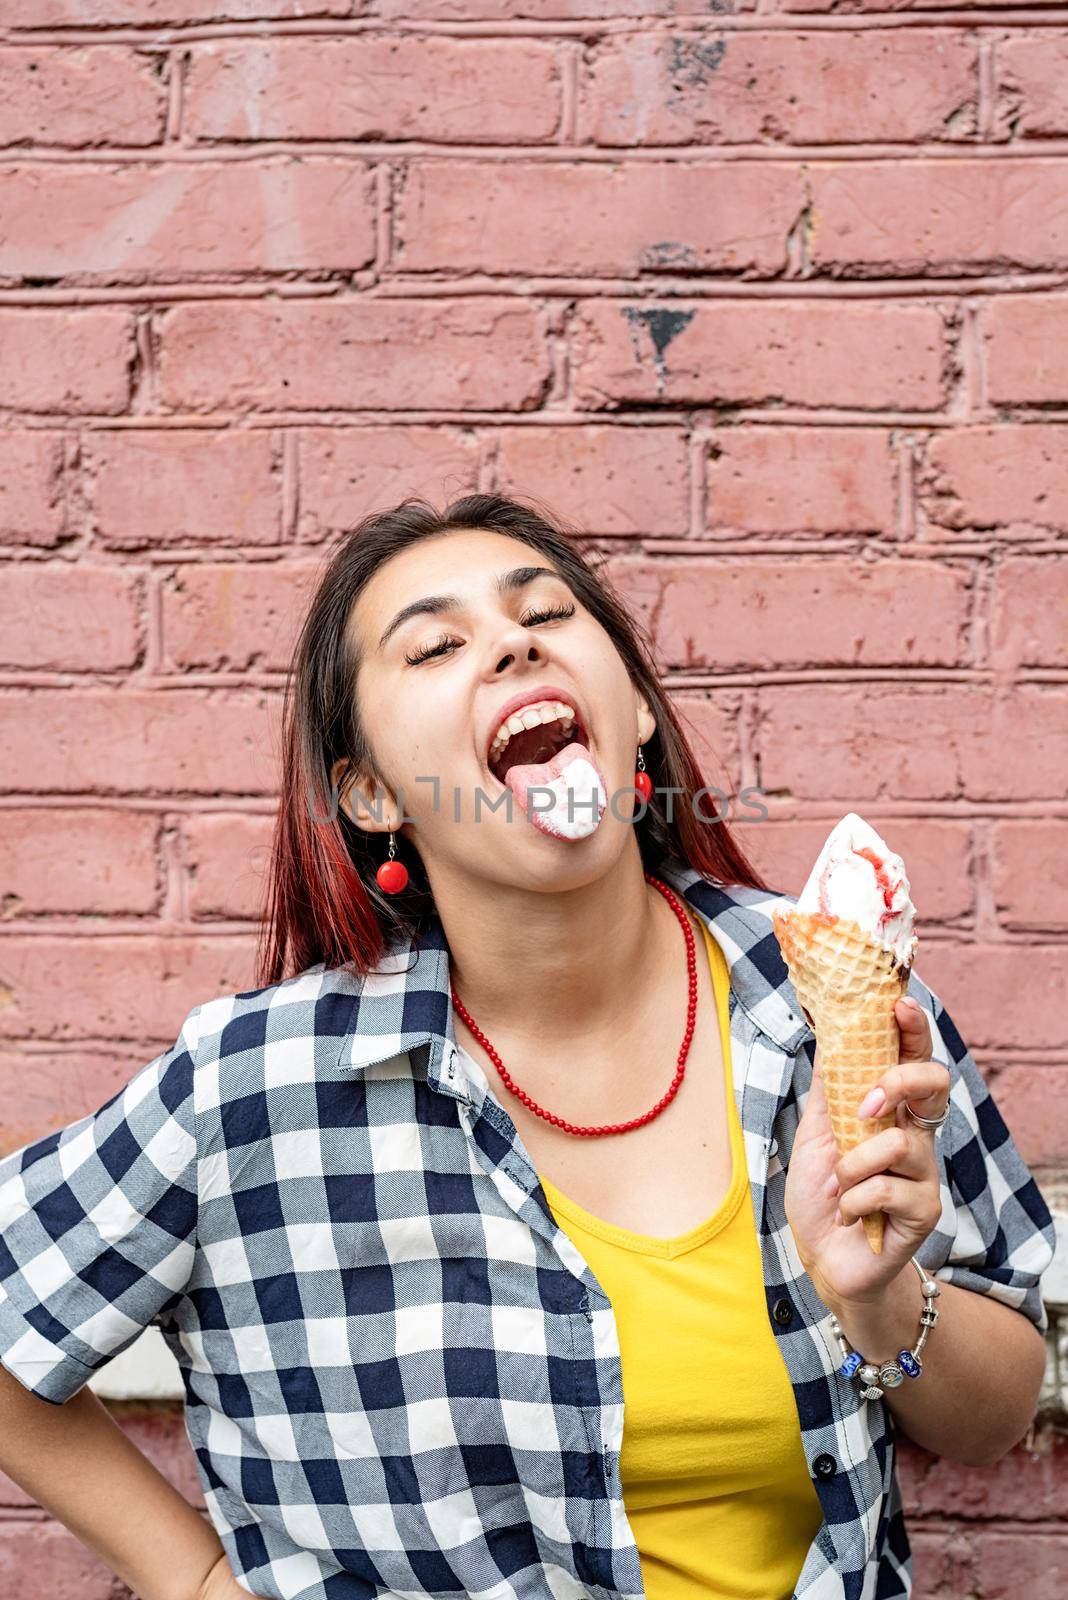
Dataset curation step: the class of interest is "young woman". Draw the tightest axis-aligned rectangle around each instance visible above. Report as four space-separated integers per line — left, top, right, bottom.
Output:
0 494 1055 1600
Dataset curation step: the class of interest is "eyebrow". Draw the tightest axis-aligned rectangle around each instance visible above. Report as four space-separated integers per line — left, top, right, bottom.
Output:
377 565 567 652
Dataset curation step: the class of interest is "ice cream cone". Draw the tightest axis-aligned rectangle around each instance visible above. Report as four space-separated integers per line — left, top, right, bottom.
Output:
772 907 911 1253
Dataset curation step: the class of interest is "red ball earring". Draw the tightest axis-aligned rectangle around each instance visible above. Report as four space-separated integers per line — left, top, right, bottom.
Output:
634 743 653 803
376 830 409 894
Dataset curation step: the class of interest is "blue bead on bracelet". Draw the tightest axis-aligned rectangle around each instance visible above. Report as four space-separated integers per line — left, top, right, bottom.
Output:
828 1256 941 1401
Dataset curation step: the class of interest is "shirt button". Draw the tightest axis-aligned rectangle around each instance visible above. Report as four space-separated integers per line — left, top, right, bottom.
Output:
813 1453 838 1481
772 1297 794 1327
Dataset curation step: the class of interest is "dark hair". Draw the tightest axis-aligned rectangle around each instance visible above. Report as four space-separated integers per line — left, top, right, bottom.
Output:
256 492 770 984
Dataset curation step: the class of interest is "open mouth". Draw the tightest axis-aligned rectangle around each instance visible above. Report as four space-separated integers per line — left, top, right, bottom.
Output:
485 709 592 788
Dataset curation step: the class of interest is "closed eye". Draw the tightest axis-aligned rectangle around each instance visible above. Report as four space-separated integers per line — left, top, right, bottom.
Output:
403 603 575 666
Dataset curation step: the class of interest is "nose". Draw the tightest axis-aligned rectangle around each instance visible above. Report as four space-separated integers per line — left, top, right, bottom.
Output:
495 641 542 672
492 618 545 674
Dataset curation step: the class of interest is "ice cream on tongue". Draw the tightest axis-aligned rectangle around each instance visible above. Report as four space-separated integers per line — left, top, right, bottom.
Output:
502 740 608 841
796 812 918 970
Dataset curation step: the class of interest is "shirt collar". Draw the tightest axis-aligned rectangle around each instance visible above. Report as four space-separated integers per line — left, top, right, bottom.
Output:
337 848 811 1078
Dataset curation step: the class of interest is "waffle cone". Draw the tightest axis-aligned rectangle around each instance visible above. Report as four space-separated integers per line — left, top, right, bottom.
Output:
772 908 912 1254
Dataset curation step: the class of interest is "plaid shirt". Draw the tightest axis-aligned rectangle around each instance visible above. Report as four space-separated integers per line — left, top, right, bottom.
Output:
0 849 1055 1600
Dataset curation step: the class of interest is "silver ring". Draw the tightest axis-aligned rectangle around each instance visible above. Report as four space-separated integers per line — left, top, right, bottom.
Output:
904 1100 950 1131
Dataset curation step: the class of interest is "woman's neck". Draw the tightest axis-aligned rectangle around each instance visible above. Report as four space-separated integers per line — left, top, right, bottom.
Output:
434 852 694 1064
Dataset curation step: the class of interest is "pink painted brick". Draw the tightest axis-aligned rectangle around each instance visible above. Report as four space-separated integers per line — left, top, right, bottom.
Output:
961 1531 1068 1599
494 425 689 535
607 556 970 669
161 562 316 671
4 1 351 19
572 300 946 411
0 160 375 281
809 160 1068 275
297 426 479 543
984 297 1068 406
732 817 973 924
910 940 1068 1054
904 1531 973 1600
185 37 561 143
0 689 282 795
908 1523 972 1600
757 684 1068 802
185 811 274 920
666 689 743 787
0 308 132 413
0 807 159 915
0 1044 163 1154
997 34 1068 137
0 564 140 669
0 934 257 1041
991 821 1068 929
0 432 66 546
0 1518 123 1597
0 45 164 147
374 0 756 15
396 161 805 277
782 0 981 8
920 425 1068 535
898 1428 1068 1520
664 689 742 782
705 427 898 537
990 557 1068 669
582 29 977 145
158 299 550 412
87 429 282 549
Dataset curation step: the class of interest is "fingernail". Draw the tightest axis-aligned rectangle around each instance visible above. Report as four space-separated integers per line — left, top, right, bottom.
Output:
824 1172 841 1198
857 1087 886 1119
903 997 921 1013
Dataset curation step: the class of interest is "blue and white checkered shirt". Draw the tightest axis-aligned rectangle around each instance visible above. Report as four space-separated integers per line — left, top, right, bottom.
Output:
0 851 1055 1600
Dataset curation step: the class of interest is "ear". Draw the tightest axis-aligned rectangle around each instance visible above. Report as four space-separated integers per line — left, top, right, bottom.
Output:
329 756 400 834
634 690 657 748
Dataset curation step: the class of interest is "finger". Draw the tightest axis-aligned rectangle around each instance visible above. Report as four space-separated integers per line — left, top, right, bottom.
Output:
895 996 933 1064
837 1172 941 1232
834 1125 931 1192
856 1060 952 1122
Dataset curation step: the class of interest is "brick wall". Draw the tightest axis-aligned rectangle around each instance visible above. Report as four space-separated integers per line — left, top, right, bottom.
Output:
0 1 1066 1593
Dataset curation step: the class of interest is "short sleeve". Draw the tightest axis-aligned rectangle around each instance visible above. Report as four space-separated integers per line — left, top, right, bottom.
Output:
0 1006 201 1405
908 973 1056 1337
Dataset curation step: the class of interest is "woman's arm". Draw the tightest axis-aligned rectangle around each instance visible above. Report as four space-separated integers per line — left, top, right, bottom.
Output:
0 1011 242 1593
0 1362 229 1600
821 1258 1047 1466
786 990 1056 1469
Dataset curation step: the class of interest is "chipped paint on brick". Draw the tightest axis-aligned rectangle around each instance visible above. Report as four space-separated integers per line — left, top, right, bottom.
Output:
622 306 696 397
639 240 700 271
666 34 727 99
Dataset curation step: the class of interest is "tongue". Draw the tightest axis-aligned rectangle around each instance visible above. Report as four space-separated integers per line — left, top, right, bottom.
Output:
503 740 607 840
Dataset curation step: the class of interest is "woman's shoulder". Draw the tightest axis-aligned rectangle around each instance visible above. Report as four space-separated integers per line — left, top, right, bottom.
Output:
181 961 365 1084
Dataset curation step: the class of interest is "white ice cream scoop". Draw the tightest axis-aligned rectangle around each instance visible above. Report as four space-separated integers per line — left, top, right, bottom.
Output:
795 812 918 969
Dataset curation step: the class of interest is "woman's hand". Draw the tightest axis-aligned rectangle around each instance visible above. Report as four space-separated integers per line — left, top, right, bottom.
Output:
195 1551 255 1600
784 997 952 1314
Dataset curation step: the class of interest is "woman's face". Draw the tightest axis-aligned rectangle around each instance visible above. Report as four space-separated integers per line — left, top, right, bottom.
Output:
337 528 656 888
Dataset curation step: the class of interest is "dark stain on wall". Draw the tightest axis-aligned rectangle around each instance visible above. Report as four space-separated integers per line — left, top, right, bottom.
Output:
666 35 728 95
621 306 696 396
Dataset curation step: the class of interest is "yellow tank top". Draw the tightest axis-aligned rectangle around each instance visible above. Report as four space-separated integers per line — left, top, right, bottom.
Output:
537 917 824 1600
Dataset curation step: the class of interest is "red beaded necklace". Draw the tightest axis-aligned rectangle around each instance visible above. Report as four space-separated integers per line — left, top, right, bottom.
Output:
447 873 698 1138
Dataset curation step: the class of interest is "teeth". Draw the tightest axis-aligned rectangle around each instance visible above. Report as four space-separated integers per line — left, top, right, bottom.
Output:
488 700 579 769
